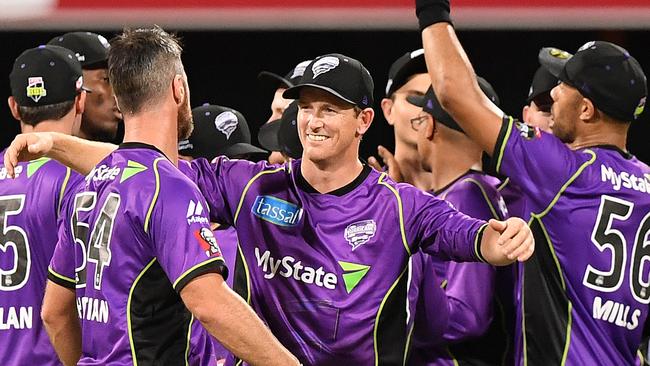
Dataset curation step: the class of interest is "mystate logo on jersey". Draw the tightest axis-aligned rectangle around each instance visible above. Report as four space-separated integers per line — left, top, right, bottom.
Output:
600 164 650 194
252 195 303 227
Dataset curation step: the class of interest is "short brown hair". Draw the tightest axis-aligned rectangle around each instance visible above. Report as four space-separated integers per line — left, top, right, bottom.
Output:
18 100 75 126
108 26 183 115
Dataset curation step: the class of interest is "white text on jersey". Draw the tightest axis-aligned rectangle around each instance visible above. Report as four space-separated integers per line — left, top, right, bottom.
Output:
254 248 337 290
592 296 641 330
86 165 121 183
77 296 109 324
0 306 32 330
601 164 650 194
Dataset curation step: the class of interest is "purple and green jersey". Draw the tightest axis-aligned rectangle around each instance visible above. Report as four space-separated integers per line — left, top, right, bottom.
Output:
410 170 514 366
491 116 650 365
0 152 81 366
189 157 489 365
48 143 227 366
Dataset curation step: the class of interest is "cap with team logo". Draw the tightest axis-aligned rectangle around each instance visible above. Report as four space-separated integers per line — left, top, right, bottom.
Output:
385 49 427 97
283 53 374 109
47 31 110 69
526 65 558 106
258 60 312 91
10 45 86 107
407 76 500 133
178 104 267 161
539 42 647 122
257 101 303 159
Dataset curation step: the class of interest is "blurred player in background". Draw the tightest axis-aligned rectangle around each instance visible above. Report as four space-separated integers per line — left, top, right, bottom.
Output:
257 100 303 161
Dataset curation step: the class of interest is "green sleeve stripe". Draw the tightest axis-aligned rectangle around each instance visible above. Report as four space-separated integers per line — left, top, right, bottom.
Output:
233 167 285 224
497 177 510 192
172 257 225 290
144 158 163 233
494 116 514 174
48 267 75 285
473 223 489 263
57 167 72 215
461 178 502 219
128 258 158 366
377 173 411 256
537 149 597 218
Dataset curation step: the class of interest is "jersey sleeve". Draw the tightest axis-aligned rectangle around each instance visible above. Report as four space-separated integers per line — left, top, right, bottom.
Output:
402 185 488 263
410 252 449 348
489 116 595 213
189 157 267 226
149 164 228 293
48 191 78 289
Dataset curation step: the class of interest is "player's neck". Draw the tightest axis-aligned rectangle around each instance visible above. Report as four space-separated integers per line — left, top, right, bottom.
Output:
429 143 482 192
569 120 629 152
393 141 433 190
300 150 364 194
121 106 179 166
21 116 75 135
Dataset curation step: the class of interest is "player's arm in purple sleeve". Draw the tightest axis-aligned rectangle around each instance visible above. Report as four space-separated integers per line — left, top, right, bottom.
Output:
42 197 81 366
405 187 534 265
411 253 450 348
150 168 300 366
3 132 116 177
443 262 495 342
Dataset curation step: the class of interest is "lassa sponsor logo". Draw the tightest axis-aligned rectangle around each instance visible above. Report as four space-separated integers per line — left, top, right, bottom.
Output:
252 196 302 226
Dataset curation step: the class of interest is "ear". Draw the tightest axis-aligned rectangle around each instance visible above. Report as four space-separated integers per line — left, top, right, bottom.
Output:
8 96 21 122
172 74 186 106
356 108 375 135
75 91 87 116
522 105 530 124
380 98 395 126
424 115 435 141
579 97 597 122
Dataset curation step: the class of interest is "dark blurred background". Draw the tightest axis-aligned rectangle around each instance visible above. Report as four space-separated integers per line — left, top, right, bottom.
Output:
1 29 649 163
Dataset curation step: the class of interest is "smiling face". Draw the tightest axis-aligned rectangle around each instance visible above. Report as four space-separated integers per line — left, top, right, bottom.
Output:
297 87 372 165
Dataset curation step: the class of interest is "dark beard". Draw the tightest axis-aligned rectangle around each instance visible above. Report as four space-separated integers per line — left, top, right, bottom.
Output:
177 94 193 141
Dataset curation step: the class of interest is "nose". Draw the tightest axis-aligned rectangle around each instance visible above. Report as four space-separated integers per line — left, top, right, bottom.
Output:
550 84 560 102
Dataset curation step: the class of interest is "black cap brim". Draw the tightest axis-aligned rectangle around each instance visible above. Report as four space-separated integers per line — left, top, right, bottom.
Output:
221 143 268 158
538 47 573 78
258 119 283 151
406 94 426 108
258 71 293 90
283 84 356 106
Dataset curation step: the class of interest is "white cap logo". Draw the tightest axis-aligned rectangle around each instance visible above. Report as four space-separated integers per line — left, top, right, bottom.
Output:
214 111 239 140
312 56 340 78
291 60 311 80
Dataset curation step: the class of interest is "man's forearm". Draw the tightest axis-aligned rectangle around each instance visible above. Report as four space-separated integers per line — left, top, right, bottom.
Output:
181 274 299 366
44 312 82 366
49 133 116 175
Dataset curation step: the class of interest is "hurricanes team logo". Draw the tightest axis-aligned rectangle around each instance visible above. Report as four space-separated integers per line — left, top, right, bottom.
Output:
195 228 222 258
312 56 340 78
515 121 541 140
290 60 311 80
214 111 238 140
344 220 376 251
26 77 47 102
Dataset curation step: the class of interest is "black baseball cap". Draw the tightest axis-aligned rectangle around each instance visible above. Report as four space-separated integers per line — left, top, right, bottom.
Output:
47 32 110 69
257 101 303 160
539 42 647 122
385 49 427 97
527 65 558 105
178 104 267 160
10 45 86 107
283 54 374 109
258 60 312 91
407 76 500 133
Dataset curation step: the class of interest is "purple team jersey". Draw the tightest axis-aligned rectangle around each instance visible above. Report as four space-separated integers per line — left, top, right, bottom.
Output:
0 152 81 366
48 143 227 366
491 116 650 365
189 157 488 365
410 170 514 366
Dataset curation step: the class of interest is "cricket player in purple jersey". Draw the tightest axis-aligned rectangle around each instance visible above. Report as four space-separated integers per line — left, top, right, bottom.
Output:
3 53 535 366
40 27 298 366
0 45 86 366
407 80 514 365
417 0 649 364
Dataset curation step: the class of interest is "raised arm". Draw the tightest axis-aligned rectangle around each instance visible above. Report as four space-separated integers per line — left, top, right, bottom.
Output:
3 132 115 177
181 273 300 366
418 0 503 155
